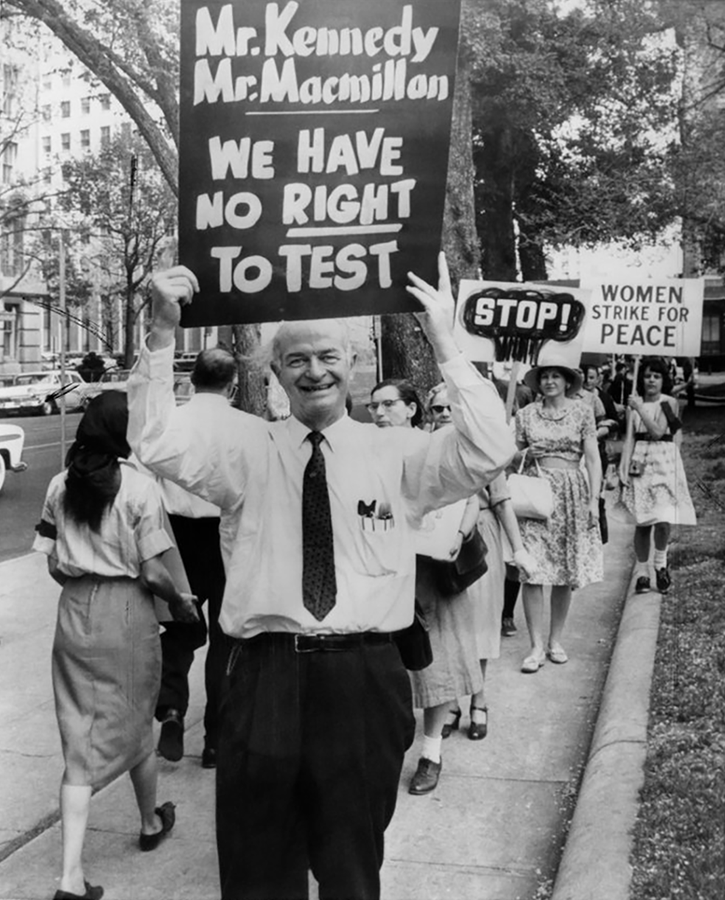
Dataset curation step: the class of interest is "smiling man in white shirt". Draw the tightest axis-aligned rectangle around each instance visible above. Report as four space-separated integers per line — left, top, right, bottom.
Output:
127 254 515 900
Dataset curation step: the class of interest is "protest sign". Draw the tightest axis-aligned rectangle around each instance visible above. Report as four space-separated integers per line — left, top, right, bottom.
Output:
178 0 462 326
452 279 591 366
581 278 705 357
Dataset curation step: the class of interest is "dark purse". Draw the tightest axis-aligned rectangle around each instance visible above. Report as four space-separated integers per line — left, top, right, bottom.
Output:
393 600 433 671
431 526 488 596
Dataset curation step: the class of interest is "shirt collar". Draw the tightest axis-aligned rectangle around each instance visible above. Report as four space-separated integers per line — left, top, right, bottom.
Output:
286 411 352 452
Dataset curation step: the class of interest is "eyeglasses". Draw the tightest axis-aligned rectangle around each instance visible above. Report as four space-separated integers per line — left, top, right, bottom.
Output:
366 399 405 412
430 405 451 414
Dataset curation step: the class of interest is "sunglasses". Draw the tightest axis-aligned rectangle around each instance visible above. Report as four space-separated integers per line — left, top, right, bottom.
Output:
430 404 451 414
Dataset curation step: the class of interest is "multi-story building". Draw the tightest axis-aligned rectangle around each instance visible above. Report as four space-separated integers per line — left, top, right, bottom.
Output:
1 21 213 376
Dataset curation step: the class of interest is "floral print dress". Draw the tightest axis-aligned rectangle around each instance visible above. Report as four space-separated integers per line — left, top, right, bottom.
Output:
515 400 603 590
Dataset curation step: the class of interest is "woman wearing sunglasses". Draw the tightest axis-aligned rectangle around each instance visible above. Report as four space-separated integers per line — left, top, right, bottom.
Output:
368 379 483 795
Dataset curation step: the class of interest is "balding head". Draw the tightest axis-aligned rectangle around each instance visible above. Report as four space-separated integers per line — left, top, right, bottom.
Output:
191 348 236 394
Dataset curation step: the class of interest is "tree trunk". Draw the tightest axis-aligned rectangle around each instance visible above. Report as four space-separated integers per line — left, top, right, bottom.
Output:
123 279 136 368
476 124 517 281
231 324 267 416
380 33 480 395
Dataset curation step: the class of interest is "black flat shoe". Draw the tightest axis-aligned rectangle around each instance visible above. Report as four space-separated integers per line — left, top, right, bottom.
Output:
139 801 176 851
635 576 651 594
53 881 104 900
441 708 461 739
468 706 488 741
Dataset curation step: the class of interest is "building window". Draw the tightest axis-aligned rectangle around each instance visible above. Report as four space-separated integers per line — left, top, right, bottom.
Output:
42 75 52 92
42 135 52 155
1 142 18 184
100 93 111 111
61 133 71 151
2 65 19 118
120 122 132 140
42 104 52 122
81 96 91 115
100 125 110 146
80 129 90 149
62 70 71 88
61 100 71 118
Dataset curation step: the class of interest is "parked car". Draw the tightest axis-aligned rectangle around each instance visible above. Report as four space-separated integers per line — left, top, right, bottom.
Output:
0 423 28 493
76 369 134 409
173 373 194 406
0 370 85 416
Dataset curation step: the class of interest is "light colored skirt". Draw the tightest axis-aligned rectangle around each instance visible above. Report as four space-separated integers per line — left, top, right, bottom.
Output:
468 508 504 661
410 556 483 709
617 440 696 527
52 575 161 786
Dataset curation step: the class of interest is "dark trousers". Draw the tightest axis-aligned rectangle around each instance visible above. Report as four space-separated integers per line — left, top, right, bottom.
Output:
502 573 520 620
216 634 415 900
156 514 226 745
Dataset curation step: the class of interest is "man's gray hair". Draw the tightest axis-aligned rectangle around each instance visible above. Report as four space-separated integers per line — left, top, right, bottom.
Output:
259 318 355 371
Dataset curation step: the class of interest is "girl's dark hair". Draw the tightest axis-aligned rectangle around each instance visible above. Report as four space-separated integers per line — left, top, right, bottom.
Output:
63 391 130 532
371 378 423 427
637 358 672 396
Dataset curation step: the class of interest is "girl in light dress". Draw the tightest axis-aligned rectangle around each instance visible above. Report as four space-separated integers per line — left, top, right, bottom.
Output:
618 358 696 594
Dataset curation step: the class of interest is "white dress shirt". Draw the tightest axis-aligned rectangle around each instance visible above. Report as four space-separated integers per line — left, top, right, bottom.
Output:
128 344 515 638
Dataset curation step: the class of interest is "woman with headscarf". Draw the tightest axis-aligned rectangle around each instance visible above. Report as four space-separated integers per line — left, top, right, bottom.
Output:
33 392 197 900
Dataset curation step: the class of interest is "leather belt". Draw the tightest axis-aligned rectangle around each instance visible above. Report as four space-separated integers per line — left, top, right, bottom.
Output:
241 631 394 653
634 434 673 442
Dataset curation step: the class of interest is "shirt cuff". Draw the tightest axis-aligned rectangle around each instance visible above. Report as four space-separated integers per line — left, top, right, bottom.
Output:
439 352 491 390
32 534 55 555
136 338 175 379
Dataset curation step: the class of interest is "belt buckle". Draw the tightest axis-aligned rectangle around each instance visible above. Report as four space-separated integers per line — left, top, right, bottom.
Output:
294 633 319 653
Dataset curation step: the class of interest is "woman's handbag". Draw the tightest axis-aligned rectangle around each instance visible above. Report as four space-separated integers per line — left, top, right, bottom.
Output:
508 453 555 521
431 526 489 596
393 601 433 671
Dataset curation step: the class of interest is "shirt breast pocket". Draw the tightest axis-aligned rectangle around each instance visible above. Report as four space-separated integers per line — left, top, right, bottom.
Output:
353 522 402 577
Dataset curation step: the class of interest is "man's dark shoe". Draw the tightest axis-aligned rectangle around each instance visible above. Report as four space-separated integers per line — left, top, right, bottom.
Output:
157 709 184 762
201 744 217 769
501 616 517 636
635 576 651 594
655 567 671 594
408 757 442 795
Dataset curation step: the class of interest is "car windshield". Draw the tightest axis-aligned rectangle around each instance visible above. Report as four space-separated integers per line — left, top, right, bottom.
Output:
14 374 49 386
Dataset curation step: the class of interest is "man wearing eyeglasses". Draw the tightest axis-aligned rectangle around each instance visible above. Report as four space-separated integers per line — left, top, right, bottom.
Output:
127 254 515 900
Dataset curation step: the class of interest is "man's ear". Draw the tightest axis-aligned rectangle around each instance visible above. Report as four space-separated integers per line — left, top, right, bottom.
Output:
270 360 280 378
348 352 358 375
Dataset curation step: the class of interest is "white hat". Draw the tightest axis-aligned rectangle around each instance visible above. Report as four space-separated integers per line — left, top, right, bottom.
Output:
523 349 583 396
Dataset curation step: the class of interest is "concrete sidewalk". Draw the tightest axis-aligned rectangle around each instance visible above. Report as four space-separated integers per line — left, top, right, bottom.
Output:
0 518 644 900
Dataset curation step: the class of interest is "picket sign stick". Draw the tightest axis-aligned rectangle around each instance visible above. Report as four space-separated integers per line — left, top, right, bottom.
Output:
505 361 521 424
624 355 642 447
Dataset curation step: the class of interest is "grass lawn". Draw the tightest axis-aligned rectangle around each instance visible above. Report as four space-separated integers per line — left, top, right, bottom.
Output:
629 404 725 900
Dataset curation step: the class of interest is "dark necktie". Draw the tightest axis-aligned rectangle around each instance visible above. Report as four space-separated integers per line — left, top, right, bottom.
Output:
302 431 337 621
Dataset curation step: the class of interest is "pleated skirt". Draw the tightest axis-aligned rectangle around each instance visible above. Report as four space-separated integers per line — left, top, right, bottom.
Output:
52 575 161 787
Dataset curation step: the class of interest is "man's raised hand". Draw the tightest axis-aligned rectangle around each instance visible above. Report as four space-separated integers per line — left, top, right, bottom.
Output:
406 252 458 363
149 266 199 348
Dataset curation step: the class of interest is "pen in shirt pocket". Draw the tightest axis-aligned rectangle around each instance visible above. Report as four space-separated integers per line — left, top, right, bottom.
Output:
357 499 394 532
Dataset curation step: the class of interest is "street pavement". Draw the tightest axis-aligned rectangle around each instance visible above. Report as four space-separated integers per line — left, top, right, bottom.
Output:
0 514 646 900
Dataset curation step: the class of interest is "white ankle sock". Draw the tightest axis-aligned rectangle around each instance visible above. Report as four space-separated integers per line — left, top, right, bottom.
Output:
421 734 442 763
635 561 649 577
653 549 668 569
